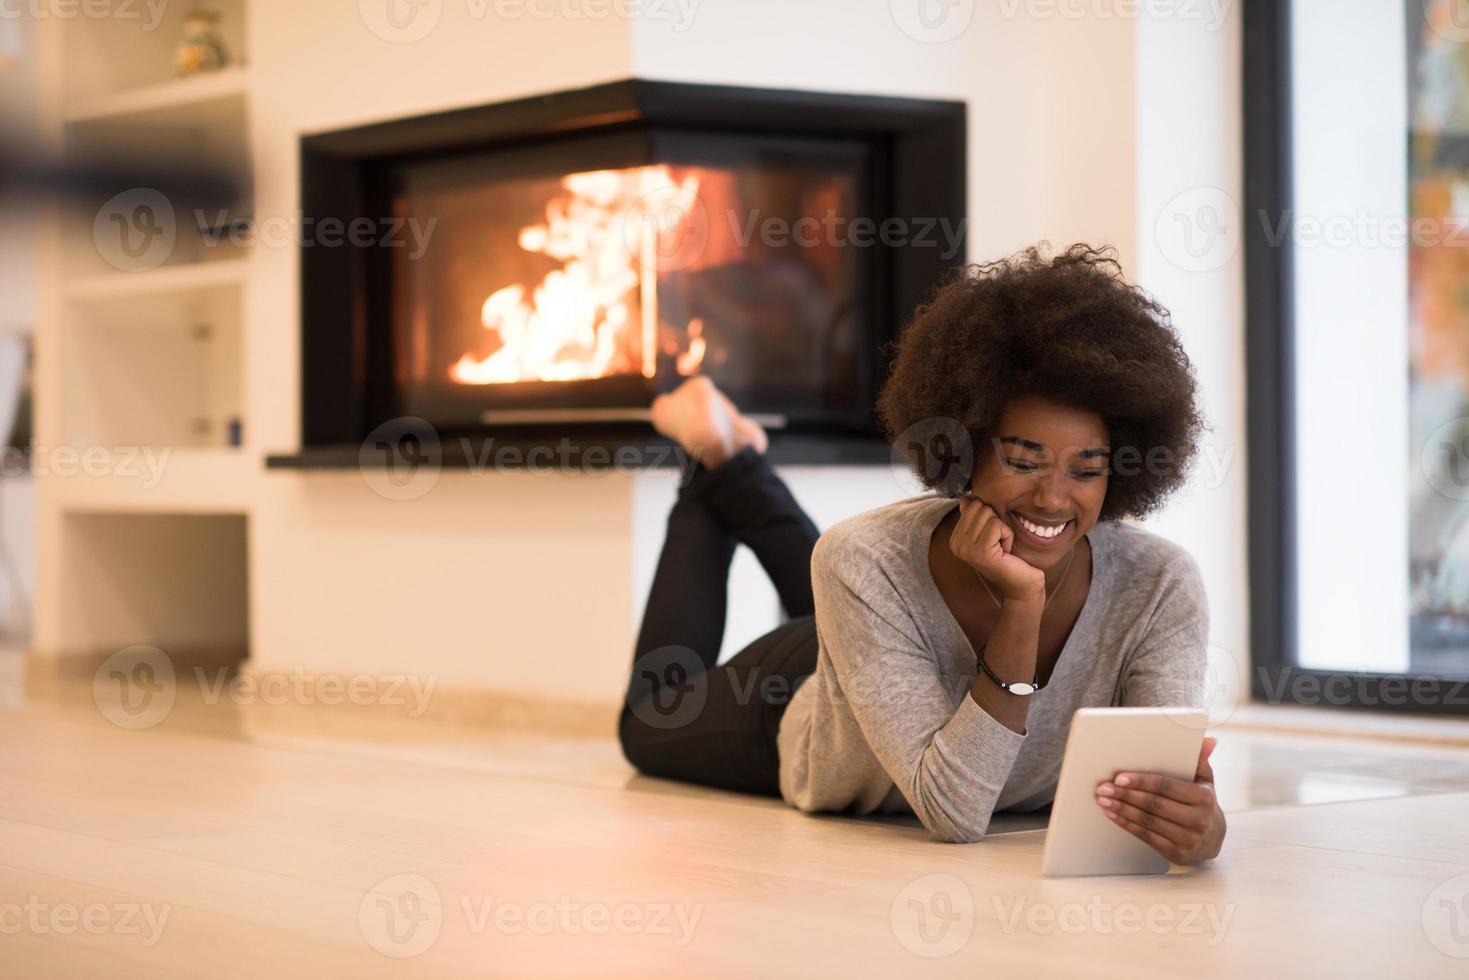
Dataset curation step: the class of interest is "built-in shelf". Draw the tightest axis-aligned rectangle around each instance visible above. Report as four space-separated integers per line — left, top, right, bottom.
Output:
67 259 250 304
37 4 256 663
49 448 253 515
63 66 250 127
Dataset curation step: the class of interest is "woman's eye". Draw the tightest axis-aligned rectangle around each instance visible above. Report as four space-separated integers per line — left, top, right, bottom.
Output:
1003 459 1038 473
1070 470 1107 481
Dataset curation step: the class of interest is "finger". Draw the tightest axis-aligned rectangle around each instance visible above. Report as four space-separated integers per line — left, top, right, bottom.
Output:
993 514 1015 554
954 502 999 551
954 497 990 532
961 502 1004 547
1196 737 1217 784
1097 786 1207 835
1100 798 1202 851
978 512 1009 555
1097 782 1206 829
1105 810 1185 864
1114 771 1213 806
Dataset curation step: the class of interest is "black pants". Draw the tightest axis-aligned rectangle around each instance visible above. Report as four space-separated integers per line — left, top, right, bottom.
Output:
618 448 822 797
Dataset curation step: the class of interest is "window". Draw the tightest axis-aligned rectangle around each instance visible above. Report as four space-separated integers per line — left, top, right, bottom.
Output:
1247 0 1469 713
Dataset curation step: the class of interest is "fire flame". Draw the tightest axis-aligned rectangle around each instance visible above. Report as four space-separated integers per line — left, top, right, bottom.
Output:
676 318 706 376
450 166 702 385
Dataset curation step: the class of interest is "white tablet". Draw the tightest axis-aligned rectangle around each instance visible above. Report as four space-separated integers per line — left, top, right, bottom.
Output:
1041 707 1207 877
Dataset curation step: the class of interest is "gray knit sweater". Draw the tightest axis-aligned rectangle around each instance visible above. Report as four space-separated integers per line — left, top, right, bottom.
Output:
776 495 1208 843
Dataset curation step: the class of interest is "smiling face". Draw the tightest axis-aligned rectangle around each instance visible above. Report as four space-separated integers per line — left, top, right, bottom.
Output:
967 395 1112 568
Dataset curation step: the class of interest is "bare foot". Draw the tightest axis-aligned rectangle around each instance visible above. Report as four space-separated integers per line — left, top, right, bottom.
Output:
715 387 769 456
651 377 767 468
651 377 736 468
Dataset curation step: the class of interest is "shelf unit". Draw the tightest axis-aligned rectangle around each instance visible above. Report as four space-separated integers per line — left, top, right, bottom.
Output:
63 65 250 125
66 257 250 303
34 6 255 663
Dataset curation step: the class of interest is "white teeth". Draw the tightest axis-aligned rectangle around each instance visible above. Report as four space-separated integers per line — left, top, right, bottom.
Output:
1017 515 1068 540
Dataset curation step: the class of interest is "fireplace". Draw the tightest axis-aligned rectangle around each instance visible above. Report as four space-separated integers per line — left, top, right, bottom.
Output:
274 80 965 468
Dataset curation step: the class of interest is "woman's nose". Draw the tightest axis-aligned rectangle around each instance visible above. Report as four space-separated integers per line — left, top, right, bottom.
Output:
1031 473 1066 513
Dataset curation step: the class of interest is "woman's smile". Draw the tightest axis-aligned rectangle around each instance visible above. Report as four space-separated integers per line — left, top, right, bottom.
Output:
1009 511 1075 548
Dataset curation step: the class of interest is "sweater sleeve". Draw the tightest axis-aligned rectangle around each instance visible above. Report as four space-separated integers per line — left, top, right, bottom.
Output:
1118 550 1210 708
805 531 1027 843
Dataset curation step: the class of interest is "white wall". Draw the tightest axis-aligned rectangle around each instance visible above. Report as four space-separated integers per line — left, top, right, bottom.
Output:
1134 7 1248 710
633 0 1139 265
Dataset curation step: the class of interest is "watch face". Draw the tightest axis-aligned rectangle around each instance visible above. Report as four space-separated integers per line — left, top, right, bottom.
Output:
1009 682 1036 696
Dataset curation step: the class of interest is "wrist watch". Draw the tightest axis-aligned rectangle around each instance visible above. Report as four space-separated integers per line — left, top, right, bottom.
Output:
977 645 1043 696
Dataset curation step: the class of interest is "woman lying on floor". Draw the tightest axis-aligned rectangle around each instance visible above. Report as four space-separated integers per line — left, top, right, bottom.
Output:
618 243 1225 862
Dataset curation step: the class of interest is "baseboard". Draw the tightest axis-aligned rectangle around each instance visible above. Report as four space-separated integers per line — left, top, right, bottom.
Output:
231 661 620 737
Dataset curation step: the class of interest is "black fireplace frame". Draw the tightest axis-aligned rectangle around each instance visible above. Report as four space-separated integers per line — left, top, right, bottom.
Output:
271 79 966 469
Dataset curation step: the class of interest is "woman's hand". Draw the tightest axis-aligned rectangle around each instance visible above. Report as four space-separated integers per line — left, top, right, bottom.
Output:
1093 736 1226 866
950 496 1045 600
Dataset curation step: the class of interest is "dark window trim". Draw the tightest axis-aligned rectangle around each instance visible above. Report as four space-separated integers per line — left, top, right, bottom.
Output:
1244 0 1469 716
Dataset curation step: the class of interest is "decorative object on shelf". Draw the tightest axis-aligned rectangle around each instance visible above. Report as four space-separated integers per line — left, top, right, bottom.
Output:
176 9 230 77
227 418 243 447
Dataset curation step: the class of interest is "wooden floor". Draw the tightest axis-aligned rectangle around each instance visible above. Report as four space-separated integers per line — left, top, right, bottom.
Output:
6 660 1469 978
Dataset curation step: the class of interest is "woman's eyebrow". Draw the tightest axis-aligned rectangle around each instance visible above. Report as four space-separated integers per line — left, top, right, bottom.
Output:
998 437 1112 459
